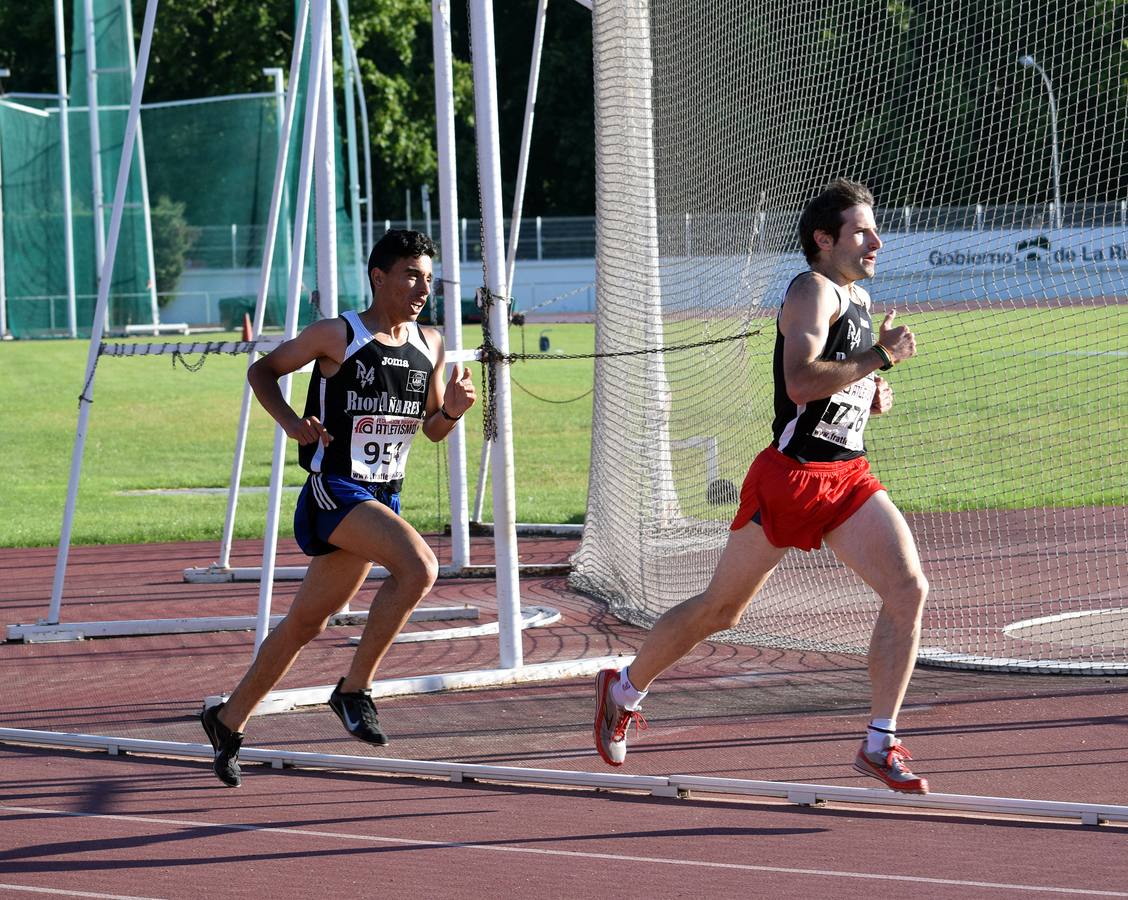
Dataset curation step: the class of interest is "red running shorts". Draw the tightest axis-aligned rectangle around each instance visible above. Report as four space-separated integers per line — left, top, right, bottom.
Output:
729 445 885 552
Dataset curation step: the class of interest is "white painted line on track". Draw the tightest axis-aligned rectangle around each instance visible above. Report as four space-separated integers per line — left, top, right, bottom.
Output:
4 805 1125 897
0 885 165 900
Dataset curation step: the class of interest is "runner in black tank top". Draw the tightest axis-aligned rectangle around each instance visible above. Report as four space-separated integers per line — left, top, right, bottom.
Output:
299 309 434 493
771 271 877 462
200 230 477 788
591 182 932 796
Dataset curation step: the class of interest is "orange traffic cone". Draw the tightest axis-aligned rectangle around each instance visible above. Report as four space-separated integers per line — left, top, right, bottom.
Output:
241 312 253 342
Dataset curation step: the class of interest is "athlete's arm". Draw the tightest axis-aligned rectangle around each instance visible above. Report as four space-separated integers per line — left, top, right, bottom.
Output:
247 318 347 446
780 277 914 406
419 325 477 442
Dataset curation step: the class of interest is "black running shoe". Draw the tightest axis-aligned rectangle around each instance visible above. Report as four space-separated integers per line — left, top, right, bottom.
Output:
327 678 389 745
200 702 244 788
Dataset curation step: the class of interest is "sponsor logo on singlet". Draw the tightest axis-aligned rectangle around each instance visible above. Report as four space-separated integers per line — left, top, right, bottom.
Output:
406 370 427 392
382 357 409 368
345 390 423 416
356 360 377 388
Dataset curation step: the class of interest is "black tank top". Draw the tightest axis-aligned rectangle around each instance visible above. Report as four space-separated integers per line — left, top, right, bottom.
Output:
771 273 877 463
298 310 435 491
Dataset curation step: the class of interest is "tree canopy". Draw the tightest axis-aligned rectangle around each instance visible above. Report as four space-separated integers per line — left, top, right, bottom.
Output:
0 0 596 219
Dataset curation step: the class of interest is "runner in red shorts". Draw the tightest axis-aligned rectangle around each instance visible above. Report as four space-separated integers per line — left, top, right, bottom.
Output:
594 179 931 793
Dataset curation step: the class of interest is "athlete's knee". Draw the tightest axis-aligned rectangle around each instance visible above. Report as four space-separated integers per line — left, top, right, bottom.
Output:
697 593 752 635
393 546 439 598
882 571 928 622
280 609 331 644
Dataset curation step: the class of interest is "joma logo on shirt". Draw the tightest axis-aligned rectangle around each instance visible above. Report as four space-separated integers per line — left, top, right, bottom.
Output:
382 357 409 368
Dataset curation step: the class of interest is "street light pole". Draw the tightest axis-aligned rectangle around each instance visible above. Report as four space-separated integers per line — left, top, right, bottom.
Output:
1019 54 1063 229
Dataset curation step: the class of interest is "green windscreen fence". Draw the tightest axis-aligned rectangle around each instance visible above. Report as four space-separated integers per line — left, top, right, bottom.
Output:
0 0 365 338
0 100 73 336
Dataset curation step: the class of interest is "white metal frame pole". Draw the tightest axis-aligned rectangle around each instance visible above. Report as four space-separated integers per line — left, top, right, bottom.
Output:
471 0 550 519
314 13 338 319
54 0 78 337
341 36 374 251
336 0 366 307
264 66 295 307
432 0 470 570
48 0 161 625
357 81 374 251
82 0 108 332
469 0 522 667
504 0 548 293
216 2 311 572
119 0 161 330
254 0 330 651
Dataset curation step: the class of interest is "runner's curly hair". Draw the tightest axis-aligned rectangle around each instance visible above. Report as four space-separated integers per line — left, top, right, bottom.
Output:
798 179 875 263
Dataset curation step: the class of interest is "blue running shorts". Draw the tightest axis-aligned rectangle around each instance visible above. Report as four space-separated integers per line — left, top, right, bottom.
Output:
294 472 401 556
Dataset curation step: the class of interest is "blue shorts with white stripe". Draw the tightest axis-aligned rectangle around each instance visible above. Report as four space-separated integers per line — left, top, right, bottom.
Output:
294 472 401 556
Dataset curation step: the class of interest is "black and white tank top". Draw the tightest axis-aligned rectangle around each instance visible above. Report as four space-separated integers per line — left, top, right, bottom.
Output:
298 310 435 490
771 273 877 463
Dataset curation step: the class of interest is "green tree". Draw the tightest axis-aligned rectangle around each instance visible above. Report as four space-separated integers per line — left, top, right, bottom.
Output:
0 1 595 221
150 195 197 303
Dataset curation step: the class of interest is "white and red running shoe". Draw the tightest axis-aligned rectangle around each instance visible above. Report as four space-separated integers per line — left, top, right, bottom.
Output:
853 740 929 794
593 669 647 766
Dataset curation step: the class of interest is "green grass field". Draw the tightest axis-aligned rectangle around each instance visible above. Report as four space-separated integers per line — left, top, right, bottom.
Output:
0 305 1124 548
0 323 595 547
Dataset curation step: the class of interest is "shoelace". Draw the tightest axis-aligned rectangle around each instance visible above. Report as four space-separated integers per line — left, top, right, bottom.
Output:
343 690 380 729
613 709 648 742
884 743 913 770
357 695 381 729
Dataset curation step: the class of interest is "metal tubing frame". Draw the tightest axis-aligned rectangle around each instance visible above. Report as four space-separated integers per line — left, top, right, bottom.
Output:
469 0 549 519
503 0 548 294
469 0 523 668
314 9 338 319
2 727 1125 826
82 0 108 331
216 1 311 573
118 0 161 331
253 0 331 652
433 0 471 570
336 0 367 307
48 0 162 624
54 0 78 337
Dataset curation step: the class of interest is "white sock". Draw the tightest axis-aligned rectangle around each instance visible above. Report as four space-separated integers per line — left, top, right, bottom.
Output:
611 666 647 711
866 718 897 753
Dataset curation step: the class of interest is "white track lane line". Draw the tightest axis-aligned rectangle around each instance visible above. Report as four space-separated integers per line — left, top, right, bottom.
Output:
0 886 164 900
3 804 1124 897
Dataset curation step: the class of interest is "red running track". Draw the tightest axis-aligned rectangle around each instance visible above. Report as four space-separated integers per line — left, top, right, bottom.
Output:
1 538 1127 898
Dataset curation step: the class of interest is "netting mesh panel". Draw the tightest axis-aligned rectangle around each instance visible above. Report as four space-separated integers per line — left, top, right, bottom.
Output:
0 0 365 338
68 0 155 330
0 101 71 335
574 0 1128 672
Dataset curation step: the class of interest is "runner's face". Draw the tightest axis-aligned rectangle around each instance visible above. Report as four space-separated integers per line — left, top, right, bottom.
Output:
372 255 433 320
822 204 882 282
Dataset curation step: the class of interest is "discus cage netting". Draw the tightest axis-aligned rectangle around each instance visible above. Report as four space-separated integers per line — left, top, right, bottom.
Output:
573 0 1128 673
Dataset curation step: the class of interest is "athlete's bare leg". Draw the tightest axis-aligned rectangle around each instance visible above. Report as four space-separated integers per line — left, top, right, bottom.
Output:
823 490 928 721
217 499 437 732
218 550 373 731
325 500 439 691
626 521 788 691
